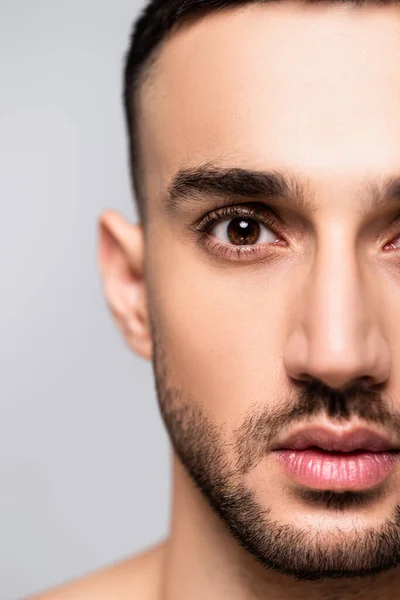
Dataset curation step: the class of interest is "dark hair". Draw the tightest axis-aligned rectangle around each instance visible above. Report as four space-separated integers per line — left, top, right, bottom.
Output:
122 0 391 223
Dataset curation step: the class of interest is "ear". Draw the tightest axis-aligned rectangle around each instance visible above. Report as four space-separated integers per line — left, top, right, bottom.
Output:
97 209 152 361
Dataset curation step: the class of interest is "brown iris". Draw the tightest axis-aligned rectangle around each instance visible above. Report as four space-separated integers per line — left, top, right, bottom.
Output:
227 218 260 245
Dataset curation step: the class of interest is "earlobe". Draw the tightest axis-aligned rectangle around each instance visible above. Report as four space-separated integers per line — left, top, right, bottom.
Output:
97 209 152 361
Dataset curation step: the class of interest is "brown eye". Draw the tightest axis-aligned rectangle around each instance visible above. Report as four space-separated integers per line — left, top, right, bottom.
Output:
190 204 287 262
210 216 280 246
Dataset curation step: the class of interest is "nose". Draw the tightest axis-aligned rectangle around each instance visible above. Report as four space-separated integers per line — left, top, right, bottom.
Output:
283 233 390 392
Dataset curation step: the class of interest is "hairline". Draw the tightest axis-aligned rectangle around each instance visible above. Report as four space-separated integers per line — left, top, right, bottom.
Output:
123 0 400 225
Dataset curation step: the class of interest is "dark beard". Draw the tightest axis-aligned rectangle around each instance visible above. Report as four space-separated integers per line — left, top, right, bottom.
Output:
149 321 400 582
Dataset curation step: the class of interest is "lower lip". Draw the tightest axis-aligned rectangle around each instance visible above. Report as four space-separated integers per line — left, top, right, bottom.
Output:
273 449 398 490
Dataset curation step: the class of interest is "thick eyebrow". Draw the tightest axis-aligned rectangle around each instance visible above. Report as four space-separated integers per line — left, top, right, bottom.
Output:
164 163 317 215
163 163 400 216
362 176 400 215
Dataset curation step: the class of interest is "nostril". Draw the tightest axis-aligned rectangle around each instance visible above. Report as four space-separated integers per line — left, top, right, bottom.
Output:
298 373 313 383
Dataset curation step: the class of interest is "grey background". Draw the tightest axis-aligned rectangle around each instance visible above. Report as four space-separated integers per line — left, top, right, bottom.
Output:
0 1 170 598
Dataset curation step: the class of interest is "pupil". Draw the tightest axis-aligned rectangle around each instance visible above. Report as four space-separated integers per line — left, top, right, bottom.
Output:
227 217 260 245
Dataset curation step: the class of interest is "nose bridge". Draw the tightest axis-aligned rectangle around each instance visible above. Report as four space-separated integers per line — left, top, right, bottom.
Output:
308 225 364 359
286 222 389 390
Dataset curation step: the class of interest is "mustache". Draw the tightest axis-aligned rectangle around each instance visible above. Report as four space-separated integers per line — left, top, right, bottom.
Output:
233 379 400 474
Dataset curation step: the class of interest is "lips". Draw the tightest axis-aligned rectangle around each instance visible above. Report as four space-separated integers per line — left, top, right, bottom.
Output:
270 424 400 491
271 426 399 453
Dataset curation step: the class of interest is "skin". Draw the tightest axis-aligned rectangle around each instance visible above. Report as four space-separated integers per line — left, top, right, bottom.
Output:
29 2 400 598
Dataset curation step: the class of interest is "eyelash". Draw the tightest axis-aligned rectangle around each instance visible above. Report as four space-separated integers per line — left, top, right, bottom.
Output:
190 204 286 262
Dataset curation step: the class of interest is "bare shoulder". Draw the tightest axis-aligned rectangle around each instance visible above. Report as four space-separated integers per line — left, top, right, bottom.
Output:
26 539 167 600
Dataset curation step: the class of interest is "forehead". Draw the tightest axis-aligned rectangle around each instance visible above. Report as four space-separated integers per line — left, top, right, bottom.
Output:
137 2 400 211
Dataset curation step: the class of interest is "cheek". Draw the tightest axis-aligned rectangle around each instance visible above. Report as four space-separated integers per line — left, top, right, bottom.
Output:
146 233 290 426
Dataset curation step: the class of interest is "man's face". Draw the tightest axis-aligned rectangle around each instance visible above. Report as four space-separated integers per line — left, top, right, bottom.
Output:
113 2 400 580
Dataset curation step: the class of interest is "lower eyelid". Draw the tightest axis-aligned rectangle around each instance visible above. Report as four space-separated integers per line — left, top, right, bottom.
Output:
202 233 283 262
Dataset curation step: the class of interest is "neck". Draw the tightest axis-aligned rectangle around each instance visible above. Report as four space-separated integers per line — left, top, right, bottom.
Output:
159 453 400 600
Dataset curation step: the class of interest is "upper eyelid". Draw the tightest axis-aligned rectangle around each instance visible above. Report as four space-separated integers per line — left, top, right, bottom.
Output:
191 203 283 234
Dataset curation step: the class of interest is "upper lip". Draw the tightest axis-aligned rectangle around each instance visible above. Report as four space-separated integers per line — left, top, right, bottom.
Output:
271 424 400 453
